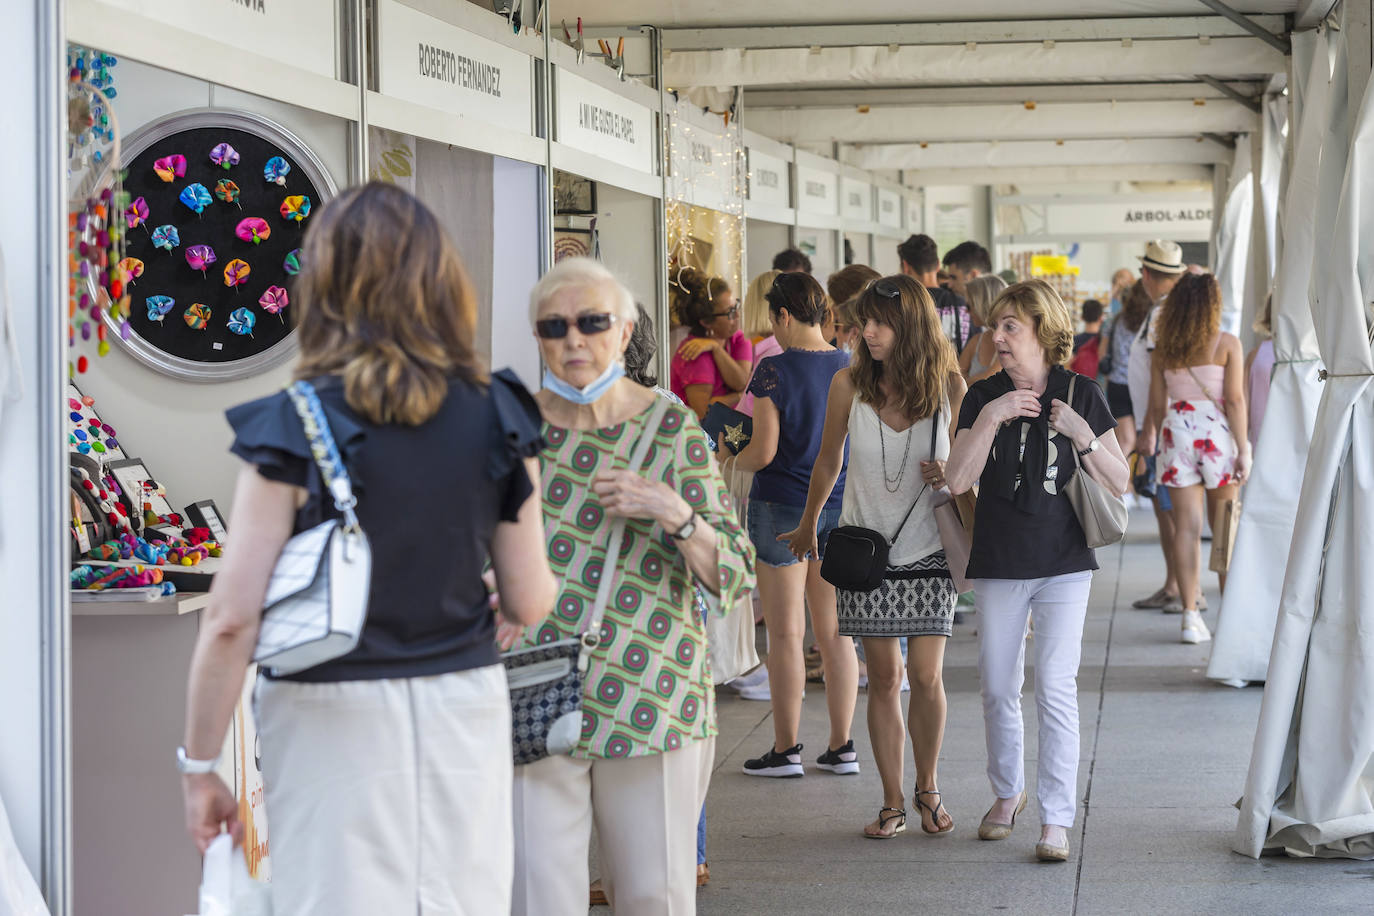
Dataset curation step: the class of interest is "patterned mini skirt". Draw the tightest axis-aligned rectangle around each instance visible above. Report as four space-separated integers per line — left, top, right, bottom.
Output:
836 550 957 639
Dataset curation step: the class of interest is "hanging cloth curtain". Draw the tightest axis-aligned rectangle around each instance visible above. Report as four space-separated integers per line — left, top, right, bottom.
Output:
1234 11 1374 859
1208 28 1329 686
1213 138 1254 335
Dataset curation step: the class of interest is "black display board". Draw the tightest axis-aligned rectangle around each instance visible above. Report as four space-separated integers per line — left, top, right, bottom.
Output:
121 124 324 366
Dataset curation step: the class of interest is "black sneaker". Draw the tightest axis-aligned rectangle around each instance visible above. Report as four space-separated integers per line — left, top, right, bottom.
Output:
816 740 860 775
742 744 804 778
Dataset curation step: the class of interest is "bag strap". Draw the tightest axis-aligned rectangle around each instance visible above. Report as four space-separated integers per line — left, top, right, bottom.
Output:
1065 374 1085 472
579 398 669 659
886 408 939 545
284 381 361 533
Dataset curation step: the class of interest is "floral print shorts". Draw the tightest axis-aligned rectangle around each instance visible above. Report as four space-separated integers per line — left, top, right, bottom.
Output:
1159 399 1239 489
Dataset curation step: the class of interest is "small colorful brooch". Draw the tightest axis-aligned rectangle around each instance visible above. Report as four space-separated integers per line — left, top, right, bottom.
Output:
214 179 241 207
235 217 271 245
150 224 180 252
263 156 291 186
124 197 149 231
227 307 256 337
145 295 175 323
153 155 186 183
223 259 251 288
280 195 311 223
259 286 289 322
183 303 212 330
179 183 212 215
283 249 301 275
185 245 217 277
209 143 240 170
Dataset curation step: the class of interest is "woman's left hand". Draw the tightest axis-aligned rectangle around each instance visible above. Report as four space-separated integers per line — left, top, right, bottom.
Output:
1049 399 1095 448
593 469 690 529
182 773 242 853
919 459 947 489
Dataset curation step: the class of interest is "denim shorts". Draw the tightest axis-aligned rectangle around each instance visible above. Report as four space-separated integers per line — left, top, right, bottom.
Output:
748 499 842 568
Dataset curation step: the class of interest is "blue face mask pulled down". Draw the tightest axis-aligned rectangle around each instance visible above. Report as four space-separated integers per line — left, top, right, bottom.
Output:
542 361 625 405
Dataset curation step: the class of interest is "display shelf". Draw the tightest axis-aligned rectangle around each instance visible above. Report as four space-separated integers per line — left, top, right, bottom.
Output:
70 591 209 617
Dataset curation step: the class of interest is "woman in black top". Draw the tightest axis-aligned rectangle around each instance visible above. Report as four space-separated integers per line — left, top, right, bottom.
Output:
945 280 1129 863
180 183 556 913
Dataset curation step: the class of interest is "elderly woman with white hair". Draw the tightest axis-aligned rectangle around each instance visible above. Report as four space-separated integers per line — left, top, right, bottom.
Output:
510 258 756 916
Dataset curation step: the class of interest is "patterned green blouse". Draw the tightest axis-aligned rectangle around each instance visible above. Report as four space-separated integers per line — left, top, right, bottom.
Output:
520 400 756 759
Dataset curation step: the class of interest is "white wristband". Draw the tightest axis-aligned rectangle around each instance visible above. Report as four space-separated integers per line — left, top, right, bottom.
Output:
176 746 219 775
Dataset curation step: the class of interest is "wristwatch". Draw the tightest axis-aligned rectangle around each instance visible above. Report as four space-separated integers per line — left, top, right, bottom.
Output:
176 746 219 775
669 509 697 541
1078 438 1102 458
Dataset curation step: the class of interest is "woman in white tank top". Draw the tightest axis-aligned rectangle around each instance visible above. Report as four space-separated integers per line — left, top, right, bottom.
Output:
782 275 968 840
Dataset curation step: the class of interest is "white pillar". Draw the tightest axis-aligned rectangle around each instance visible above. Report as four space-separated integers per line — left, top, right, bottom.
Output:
0 0 70 911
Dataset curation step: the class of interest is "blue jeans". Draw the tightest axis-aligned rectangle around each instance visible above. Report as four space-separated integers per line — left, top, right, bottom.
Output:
697 806 706 865
748 499 842 567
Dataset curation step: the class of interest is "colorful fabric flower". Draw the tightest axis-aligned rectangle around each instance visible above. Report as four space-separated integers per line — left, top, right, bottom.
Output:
124 197 149 230
263 156 291 186
279 195 311 223
258 286 288 315
150 224 180 251
282 249 301 275
227 307 256 336
145 295 175 322
152 155 186 182
179 183 212 214
223 259 251 288
235 217 271 245
209 143 240 169
183 303 211 330
214 179 241 205
185 245 217 275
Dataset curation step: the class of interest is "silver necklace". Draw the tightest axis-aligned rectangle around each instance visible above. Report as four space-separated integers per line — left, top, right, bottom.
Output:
878 412 914 493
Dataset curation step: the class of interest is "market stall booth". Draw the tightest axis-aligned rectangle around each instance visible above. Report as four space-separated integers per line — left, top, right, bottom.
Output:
792 149 843 280
743 129 796 282
666 97 746 306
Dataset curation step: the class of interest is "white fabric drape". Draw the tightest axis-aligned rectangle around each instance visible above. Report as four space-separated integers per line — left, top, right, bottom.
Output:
1234 13 1374 859
1208 29 1328 686
1213 137 1253 335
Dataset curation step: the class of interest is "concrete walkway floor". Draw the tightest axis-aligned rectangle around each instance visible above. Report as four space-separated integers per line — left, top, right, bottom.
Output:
693 510 1374 915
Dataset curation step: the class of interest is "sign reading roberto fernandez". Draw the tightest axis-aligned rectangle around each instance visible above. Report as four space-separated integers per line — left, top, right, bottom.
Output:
418 43 502 97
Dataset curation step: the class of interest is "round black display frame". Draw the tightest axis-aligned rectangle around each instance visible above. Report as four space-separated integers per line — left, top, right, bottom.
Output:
109 110 336 381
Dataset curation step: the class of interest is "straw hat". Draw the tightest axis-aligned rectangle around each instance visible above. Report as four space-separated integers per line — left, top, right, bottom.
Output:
1137 239 1186 274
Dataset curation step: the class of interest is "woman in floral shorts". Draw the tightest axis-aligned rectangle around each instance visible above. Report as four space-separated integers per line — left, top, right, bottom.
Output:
1141 273 1250 645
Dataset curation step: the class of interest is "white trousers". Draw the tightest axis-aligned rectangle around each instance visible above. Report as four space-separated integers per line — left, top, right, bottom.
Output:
511 738 714 916
255 665 513 915
975 572 1092 828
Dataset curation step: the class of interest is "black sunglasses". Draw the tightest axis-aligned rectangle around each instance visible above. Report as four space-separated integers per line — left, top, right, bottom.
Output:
872 278 902 299
535 313 618 339
711 305 740 319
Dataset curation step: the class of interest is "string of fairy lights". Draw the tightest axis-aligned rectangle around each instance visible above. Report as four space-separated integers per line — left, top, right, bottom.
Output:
665 102 747 295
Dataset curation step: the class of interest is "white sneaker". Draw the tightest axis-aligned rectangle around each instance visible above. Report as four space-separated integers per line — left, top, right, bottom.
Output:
1217 677 1248 688
900 675 910 693
736 679 771 701
728 666 769 691
1181 610 1212 644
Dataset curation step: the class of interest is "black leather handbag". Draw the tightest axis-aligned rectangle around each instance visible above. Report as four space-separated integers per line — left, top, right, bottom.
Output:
820 414 936 592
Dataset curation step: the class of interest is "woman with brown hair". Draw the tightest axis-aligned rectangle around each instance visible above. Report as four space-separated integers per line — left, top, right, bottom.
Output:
180 183 556 912
670 271 753 418
1141 273 1249 644
945 279 1128 862
782 274 967 839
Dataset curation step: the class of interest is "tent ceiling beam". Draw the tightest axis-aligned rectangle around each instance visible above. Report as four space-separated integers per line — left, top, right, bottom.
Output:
1194 0 1293 54
847 137 1229 170
660 15 1287 51
746 100 1258 144
1196 73 1264 112
743 80 1266 107
1293 0 1341 29
662 37 1287 88
1202 131 1239 149
893 163 1216 186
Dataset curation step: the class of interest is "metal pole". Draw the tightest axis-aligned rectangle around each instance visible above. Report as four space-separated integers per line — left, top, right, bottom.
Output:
653 26 671 387
38 0 71 909
1196 74 1264 113
541 1 554 275
1196 0 1293 54
351 0 369 183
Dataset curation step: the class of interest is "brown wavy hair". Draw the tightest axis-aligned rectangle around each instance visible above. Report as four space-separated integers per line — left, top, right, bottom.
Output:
849 274 957 421
988 279 1075 366
1154 272 1222 368
293 182 484 426
674 269 732 336
1119 279 1152 335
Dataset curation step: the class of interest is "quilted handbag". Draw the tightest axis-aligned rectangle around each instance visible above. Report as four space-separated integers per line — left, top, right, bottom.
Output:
503 398 667 766
253 381 372 677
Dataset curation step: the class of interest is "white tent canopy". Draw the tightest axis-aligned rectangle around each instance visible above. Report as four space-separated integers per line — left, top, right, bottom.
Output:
1235 3 1374 858
1209 27 1329 687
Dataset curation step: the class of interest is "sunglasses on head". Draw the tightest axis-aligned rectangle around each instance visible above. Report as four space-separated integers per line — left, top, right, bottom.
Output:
872 278 902 299
535 313 618 339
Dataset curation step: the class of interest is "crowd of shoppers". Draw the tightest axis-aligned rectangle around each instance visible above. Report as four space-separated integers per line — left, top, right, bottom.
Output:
180 183 1249 911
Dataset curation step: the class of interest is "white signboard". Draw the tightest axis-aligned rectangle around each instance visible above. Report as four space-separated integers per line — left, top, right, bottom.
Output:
96 0 338 78
877 189 902 229
906 196 923 233
796 166 838 216
556 70 655 174
747 149 789 208
842 178 873 223
377 0 533 135
670 118 740 212
1045 199 1214 239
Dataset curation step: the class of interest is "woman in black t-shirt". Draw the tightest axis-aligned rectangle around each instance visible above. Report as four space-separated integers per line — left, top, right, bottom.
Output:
180 184 557 913
945 280 1129 863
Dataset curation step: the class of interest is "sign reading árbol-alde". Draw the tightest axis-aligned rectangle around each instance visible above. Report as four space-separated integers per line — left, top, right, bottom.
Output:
1123 207 1213 224
377 0 534 136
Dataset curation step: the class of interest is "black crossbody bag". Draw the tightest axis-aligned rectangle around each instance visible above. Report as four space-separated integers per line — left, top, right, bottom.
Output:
820 413 937 592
